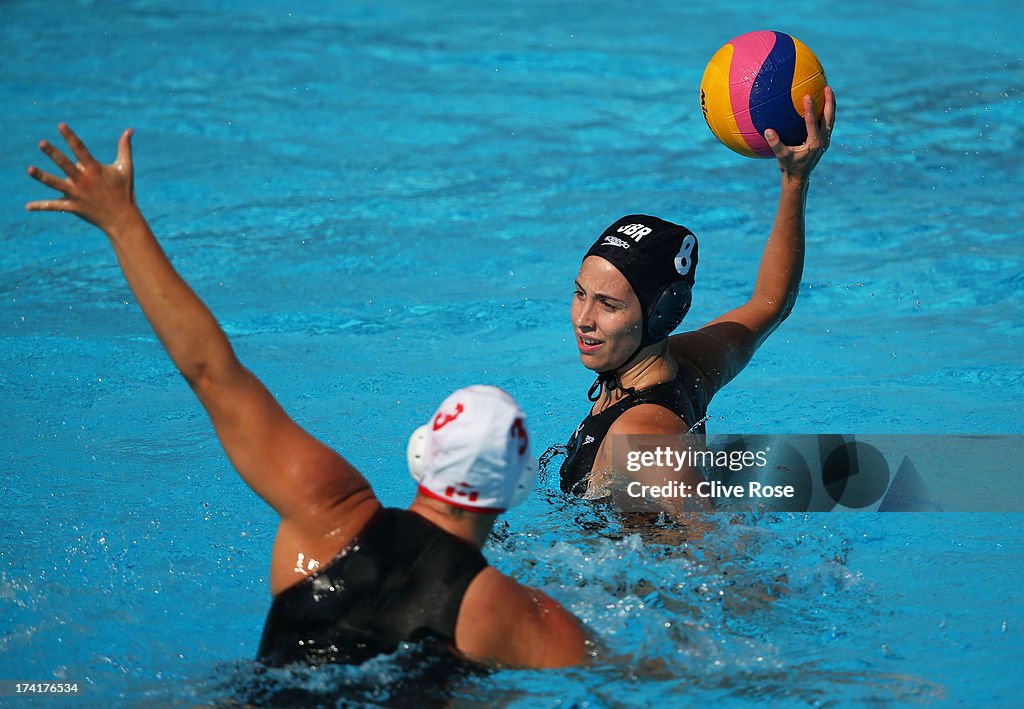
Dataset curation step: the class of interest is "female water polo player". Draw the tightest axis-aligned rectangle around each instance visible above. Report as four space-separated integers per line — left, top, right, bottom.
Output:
561 89 836 497
25 125 588 669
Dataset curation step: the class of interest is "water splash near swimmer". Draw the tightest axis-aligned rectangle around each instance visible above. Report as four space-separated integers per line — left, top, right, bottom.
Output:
204 639 487 708
688 413 711 435
537 443 569 487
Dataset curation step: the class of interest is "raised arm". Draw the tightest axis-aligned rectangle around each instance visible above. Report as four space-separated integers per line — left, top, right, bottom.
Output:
670 88 836 399
26 125 376 532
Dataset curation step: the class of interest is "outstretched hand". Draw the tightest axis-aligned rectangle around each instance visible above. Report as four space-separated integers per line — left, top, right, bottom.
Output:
26 124 138 234
765 86 836 182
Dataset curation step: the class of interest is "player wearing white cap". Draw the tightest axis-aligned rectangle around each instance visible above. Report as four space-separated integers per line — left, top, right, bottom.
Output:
25 125 588 669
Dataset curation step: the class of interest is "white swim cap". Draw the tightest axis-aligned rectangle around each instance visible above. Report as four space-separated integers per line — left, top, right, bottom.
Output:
407 385 536 512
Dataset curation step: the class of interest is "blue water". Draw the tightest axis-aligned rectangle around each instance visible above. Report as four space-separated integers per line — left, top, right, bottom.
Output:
1 0 1022 706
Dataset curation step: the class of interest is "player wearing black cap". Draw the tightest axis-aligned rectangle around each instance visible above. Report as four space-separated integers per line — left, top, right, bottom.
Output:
561 88 836 498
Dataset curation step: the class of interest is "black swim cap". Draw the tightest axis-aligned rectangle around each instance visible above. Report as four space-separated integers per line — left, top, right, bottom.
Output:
584 215 699 348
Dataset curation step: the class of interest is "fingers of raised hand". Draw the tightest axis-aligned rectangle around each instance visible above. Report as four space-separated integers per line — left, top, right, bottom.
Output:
25 198 75 214
58 123 98 168
27 165 70 193
764 128 787 158
116 128 134 169
39 139 78 176
821 87 836 150
802 95 823 152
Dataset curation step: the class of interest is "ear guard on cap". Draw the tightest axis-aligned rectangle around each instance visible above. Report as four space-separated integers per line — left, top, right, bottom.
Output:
407 424 430 482
510 455 538 507
644 280 693 345
407 424 537 508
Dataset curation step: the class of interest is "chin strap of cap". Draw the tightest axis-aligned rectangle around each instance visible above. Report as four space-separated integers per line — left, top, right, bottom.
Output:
587 347 645 402
586 334 670 402
587 371 639 402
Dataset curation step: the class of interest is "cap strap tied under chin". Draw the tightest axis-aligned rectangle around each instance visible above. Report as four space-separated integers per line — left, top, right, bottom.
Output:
587 339 651 402
586 373 609 402
587 371 637 402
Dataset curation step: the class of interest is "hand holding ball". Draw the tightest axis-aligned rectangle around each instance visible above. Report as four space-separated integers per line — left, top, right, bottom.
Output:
700 31 827 158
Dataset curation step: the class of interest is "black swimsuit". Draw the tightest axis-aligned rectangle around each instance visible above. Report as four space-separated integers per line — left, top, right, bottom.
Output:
257 507 488 667
559 367 709 494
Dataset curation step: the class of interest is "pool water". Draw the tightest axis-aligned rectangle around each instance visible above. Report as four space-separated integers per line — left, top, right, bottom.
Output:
1 1 1022 706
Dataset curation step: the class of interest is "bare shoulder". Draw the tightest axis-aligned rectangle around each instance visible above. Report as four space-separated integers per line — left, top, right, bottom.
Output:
456 567 587 669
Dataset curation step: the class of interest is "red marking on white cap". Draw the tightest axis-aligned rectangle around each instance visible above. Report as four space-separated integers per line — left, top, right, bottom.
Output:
510 417 528 455
445 482 479 502
433 402 465 431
